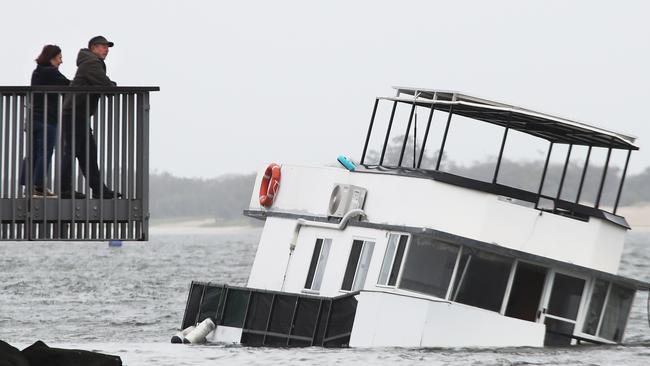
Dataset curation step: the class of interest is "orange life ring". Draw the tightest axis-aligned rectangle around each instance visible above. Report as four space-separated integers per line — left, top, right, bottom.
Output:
259 163 281 207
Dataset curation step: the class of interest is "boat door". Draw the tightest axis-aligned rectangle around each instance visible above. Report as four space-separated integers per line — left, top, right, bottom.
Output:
538 270 588 346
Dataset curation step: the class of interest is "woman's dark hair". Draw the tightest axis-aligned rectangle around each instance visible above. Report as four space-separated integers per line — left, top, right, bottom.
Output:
35 45 62 66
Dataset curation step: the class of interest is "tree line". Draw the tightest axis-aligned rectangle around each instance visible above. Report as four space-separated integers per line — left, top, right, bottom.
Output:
149 161 649 222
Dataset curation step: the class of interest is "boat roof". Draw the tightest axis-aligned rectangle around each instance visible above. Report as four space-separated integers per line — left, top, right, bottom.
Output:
387 87 639 150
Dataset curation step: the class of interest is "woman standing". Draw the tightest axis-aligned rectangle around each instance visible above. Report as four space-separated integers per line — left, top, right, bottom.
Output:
29 45 70 197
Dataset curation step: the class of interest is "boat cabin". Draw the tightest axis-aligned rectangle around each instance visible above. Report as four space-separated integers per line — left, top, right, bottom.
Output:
178 87 649 348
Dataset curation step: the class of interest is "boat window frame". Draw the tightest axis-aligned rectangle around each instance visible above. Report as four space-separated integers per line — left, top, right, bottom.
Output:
577 278 611 338
538 269 590 345
303 237 333 294
575 278 636 343
449 246 516 313
376 232 410 289
597 282 636 342
444 245 464 300
500 259 550 320
397 234 462 299
340 237 376 293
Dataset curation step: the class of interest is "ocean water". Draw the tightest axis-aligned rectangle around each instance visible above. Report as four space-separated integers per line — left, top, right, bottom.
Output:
1 228 649 365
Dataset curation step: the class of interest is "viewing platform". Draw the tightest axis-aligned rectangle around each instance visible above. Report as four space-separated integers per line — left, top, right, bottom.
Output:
0 86 159 241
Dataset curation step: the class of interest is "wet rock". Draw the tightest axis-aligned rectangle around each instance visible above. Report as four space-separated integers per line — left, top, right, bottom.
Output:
0 340 29 366
21 341 122 366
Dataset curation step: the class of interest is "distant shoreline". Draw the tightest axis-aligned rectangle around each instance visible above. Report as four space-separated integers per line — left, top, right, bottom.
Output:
150 204 650 234
149 217 260 235
618 203 650 233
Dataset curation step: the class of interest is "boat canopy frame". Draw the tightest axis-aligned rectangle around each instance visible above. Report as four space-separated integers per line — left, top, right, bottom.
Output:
359 87 637 222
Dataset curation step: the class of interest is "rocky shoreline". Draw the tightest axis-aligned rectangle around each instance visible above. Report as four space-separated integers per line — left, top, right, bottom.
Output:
0 340 121 366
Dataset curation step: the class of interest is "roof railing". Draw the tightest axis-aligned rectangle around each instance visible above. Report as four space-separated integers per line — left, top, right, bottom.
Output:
360 89 636 225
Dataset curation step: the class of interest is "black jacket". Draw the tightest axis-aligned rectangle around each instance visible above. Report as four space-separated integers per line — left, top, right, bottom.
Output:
64 49 117 119
31 64 70 123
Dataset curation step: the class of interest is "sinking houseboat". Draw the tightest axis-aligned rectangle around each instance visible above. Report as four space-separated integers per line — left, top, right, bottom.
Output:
179 87 649 347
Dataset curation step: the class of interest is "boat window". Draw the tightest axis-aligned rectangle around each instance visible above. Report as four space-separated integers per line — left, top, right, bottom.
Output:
341 239 375 291
583 279 610 335
598 284 635 342
377 234 408 286
544 317 575 347
452 249 513 312
399 235 459 298
547 273 585 321
304 238 332 292
505 262 547 322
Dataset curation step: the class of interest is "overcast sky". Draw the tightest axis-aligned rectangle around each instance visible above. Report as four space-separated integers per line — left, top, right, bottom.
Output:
1 0 648 178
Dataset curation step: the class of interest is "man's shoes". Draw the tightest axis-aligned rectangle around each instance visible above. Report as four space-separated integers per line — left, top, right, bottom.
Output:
60 190 86 199
32 187 57 198
92 189 123 199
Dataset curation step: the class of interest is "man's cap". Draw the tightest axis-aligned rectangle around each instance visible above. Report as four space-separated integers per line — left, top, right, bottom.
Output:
88 35 114 48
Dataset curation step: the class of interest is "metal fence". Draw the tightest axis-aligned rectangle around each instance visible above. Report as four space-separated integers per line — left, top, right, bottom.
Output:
0 86 159 241
182 282 359 347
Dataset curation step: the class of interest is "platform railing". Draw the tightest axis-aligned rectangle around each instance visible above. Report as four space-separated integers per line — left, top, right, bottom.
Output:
0 86 159 241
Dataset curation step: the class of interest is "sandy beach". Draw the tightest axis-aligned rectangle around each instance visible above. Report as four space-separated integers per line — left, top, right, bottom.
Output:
618 203 650 232
149 218 260 235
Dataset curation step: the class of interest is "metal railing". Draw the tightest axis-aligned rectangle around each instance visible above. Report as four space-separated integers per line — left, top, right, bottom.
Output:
181 282 359 347
359 97 634 225
0 86 159 241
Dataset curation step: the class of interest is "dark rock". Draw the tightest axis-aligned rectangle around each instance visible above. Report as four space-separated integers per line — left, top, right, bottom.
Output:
22 340 122 366
0 340 29 366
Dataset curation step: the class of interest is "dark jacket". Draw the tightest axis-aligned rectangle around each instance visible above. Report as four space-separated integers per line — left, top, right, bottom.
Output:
64 48 116 118
31 64 70 123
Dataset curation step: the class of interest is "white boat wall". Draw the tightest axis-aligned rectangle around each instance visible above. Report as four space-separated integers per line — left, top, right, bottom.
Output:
180 88 650 348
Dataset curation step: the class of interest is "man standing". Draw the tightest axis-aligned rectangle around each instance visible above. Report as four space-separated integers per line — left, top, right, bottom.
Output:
61 36 119 199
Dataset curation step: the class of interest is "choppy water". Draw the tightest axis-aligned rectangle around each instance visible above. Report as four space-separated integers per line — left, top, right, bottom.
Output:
1 228 649 365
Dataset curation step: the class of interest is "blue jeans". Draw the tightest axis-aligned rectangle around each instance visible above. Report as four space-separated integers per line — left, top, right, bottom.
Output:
28 121 57 188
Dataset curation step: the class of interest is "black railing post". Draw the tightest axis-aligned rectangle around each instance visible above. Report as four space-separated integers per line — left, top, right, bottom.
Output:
595 147 612 209
417 104 435 168
55 93 63 238
84 92 91 239
613 150 631 214
379 101 398 165
492 116 510 184
398 101 416 167
436 105 454 171
23 93 33 239
69 93 77 237
127 93 136 239
138 92 151 240
286 296 300 346
15 94 26 238
42 93 49 238
575 146 592 204
120 93 128 238
112 93 120 239
535 142 554 209
13 94 24 239
555 144 573 205
360 98 379 165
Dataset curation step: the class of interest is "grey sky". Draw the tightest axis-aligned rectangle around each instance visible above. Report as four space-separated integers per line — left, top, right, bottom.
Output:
1 0 648 178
